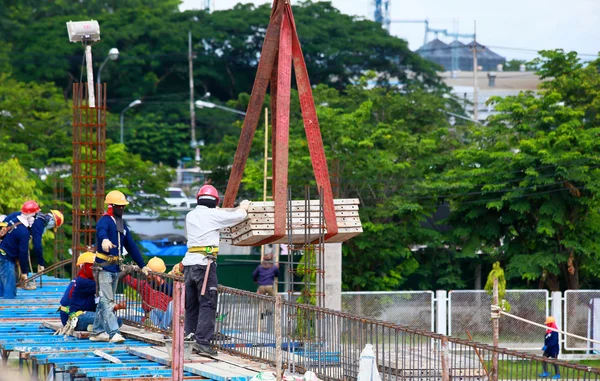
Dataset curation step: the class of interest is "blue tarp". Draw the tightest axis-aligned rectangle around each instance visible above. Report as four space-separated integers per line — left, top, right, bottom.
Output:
139 238 188 256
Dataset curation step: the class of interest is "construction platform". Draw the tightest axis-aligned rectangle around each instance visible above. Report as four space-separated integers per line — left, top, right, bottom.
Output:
0 275 275 381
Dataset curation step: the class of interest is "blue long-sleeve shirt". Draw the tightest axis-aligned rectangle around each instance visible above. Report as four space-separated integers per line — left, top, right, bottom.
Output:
95 215 145 272
59 281 75 325
252 265 279 286
0 220 31 274
544 330 560 357
69 276 97 315
5 212 47 266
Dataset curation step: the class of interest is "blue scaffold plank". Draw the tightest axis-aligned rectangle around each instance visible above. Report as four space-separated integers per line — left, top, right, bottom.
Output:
82 368 182 378
31 350 132 363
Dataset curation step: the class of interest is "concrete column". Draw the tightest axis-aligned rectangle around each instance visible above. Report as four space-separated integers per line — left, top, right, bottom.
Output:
324 243 342 311
551 291 563 349
436 290 448 335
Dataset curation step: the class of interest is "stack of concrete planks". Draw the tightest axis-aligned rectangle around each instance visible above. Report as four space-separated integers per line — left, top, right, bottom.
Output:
220 198 362 246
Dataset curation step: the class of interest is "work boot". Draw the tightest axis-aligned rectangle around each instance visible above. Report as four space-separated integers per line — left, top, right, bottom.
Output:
22 281 37 290
89 332 110 342
110 333 126 343
192 343 218 356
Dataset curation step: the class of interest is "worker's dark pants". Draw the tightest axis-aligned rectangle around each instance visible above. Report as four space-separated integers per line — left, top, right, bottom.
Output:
542 351 560 374
184 263 218 345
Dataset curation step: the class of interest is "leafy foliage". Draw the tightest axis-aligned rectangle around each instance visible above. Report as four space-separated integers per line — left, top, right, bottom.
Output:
430 50 600 290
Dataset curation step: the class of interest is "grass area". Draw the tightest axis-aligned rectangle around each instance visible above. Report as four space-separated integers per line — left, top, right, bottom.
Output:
491 359 600 380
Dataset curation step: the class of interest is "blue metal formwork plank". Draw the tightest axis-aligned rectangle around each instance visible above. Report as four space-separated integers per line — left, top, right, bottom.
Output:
59 361 163 372
31 350 133 363
7 341 152 351
83 369 180 378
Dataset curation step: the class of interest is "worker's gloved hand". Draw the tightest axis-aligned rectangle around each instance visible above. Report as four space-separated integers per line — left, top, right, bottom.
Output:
141 266 151 276
542 346 547 352
57 314 79 337
37 265 45 273
102 239 116 252
239 199 251 211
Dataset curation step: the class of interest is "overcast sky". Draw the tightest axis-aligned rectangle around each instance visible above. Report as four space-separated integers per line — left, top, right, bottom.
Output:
181 0 599 61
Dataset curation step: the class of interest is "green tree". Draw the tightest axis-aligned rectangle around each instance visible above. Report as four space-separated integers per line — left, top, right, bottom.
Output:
2 0 445 168
431 50 600 290
0 74 72 169
0 158 39 214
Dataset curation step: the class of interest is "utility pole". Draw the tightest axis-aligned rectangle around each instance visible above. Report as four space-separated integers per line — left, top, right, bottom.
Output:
472 21 479 122
189 31 199 162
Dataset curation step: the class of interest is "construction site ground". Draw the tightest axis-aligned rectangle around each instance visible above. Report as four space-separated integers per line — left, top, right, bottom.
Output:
0 275 276 381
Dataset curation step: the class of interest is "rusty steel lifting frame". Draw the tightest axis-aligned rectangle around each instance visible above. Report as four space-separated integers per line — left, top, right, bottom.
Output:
223 0 339 244
71 82 107 275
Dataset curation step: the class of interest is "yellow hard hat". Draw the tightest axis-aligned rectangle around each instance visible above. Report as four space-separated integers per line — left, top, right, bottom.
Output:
147 257 166 273
77 252 96 266
104 190 130 206
545 316 556 324
50 210 64 229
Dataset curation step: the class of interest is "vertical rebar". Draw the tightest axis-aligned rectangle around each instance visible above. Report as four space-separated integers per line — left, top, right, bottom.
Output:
275 295 282 381
71 82 106 274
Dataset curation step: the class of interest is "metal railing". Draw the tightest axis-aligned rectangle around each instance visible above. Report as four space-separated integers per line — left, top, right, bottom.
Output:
216 286 600 381
115 266 181 336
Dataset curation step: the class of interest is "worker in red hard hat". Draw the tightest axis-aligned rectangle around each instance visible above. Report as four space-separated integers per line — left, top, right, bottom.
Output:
4 204 65 290
183 184 249 356
0 201 36 298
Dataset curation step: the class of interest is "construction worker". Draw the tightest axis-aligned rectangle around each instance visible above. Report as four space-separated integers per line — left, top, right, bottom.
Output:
252 253 279 297
539 316 560 379
58 252 125 335
123 257 173 330
0 201 36 298
183 184 249 356
4 208 64 290
90 190 149 344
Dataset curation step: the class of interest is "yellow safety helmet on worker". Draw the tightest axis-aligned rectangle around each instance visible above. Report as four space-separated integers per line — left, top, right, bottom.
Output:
77 251 96 266
147 257 166 273
104 190 129 206
545 316 556 325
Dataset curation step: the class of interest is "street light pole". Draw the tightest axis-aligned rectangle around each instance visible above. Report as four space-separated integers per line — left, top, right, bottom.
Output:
97 48 119 87
195 100 246 116
119 100 142 144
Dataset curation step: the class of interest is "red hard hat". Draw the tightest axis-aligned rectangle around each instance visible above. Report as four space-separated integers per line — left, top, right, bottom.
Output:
196 185 219 205
21 200 40 214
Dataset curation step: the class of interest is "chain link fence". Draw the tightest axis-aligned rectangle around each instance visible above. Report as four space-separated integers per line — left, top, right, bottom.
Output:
564 290 600 351
341 291 434 331
449 290 548 350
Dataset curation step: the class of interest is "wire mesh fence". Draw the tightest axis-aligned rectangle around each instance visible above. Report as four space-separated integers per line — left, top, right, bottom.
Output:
215 286 600 381
564 290 600 351
114 266 179 336
341 291 434 332
449 290 549 350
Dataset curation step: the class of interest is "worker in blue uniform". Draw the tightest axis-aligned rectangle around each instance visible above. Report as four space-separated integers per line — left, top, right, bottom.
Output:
90 190 149 344
0 201 36 298
4 208 64 290
57 252 124 336
539 316 561 379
